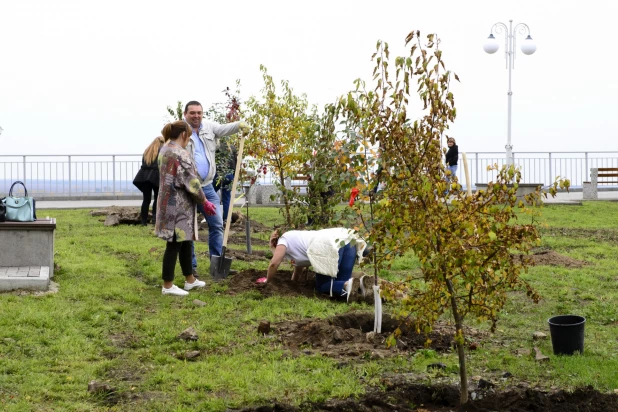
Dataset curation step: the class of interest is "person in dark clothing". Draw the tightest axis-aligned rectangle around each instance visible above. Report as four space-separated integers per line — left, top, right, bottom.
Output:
133 136 165 225
445 137 459 183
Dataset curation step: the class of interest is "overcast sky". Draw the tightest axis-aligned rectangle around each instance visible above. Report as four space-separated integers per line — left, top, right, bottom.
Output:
0 0 615 156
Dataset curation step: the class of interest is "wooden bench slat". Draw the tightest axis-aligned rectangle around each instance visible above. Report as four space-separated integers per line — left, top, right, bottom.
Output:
597 168 618 171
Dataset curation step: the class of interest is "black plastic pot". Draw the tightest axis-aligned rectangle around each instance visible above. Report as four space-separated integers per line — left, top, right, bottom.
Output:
548 315 586 355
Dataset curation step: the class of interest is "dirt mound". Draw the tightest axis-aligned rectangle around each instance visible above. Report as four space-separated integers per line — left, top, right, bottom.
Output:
515 248 587 268
225 269 375 301
214 249 271 263
91 206 142 226
274 312 486 360
238 383 618 411
227 269 321 299
543 227 618 245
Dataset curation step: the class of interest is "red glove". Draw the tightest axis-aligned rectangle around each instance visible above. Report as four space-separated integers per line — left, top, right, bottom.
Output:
349 188 360 206
203 200 217 216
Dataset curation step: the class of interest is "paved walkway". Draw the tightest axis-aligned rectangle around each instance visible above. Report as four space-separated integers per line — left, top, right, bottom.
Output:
35 190 618 210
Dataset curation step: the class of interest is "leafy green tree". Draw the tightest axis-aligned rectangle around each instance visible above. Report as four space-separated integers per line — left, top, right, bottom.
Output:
166 101 184 121
245 65 315 227
290 103 345 228
335 31 569 405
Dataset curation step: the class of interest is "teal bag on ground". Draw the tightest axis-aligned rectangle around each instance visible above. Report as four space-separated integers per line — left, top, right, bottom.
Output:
2 181 36 222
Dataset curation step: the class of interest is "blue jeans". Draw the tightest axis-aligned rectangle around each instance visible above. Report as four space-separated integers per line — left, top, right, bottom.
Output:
446 165 458 181
214 173 234 222
191 183 224 269
445 165 458 194
315 243 357 296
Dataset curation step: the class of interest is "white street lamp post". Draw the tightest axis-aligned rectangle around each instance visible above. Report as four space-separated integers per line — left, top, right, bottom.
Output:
483 20 536 166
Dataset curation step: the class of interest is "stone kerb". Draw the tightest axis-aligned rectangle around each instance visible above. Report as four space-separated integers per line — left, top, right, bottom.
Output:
583 169 599 200
0 266 50 291
582 181 597 200
0 219 56 278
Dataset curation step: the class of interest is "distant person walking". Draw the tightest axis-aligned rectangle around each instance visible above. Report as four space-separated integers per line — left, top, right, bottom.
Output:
445 137 459 183
133 136 165 226
155 121 217 296
183 101 249 276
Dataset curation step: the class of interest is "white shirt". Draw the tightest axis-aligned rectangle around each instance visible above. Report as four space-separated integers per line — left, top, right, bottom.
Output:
277 228 367 277
277 230 315 267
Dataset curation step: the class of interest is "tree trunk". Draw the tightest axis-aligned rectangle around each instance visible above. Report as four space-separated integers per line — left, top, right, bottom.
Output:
446 278 468 405
277 168 292 227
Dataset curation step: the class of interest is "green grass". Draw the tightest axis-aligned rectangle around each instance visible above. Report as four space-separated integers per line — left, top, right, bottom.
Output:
1 202 618 410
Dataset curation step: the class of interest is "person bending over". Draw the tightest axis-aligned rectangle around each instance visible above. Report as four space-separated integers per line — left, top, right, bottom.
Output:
267 228 367 302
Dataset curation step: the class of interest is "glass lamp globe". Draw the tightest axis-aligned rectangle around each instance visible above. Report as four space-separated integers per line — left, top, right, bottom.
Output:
520 35 536 55
483 34 499 54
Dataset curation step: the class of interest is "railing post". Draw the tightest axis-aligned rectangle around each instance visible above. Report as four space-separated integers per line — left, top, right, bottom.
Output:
22 155 26 184
68 155 72 196
475 152 479 185
548 152 552 186
112 155 116 196
585 152 589 181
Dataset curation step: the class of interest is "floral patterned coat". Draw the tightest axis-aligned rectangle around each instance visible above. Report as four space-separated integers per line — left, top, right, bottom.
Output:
155 141 208 242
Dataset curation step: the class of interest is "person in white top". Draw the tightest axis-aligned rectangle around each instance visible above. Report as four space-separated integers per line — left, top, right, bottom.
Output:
266 228 367 302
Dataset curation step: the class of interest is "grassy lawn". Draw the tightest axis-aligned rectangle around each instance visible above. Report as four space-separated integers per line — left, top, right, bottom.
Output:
0 202 617 410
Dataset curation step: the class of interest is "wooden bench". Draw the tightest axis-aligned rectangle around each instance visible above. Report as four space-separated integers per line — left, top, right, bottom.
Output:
584 168 618 200
290 174 310 192
595 168 618 185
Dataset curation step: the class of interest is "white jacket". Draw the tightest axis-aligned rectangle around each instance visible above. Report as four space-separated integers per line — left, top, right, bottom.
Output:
306 228 367 277
186 121 240 187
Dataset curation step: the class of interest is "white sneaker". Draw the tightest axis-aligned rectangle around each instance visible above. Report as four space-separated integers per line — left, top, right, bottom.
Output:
343 278 359 303
162 285 189 296
184 279 206 291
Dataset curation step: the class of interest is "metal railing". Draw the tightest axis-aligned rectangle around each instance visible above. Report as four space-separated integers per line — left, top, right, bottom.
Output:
1 152 617 198
0 155 141 198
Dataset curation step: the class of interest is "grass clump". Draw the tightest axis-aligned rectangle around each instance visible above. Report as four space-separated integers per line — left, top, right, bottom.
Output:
0 203 617 410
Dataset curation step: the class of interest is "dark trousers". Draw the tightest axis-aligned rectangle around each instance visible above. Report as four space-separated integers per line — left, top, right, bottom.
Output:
315 243 357 296
162 239 192 282
140 183 159 224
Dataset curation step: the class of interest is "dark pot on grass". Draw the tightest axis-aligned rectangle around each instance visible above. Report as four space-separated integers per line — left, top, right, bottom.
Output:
548 315 585 355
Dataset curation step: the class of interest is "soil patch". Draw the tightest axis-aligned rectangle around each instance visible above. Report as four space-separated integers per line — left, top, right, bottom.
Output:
237 383 618 411
91 206 142 226
274 312 487 361
227 269 321 299
212 249 271 263
514 248 587 268
542 227 618 245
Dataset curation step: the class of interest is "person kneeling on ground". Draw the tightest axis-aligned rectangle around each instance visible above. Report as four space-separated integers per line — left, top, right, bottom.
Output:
266 228 367 302
155 121 217 296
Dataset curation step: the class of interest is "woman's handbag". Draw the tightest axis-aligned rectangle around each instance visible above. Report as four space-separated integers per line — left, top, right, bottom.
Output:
1 181 36 222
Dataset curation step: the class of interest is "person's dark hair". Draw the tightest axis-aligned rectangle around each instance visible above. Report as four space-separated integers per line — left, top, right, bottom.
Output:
184 101 202 114
161 121 191 142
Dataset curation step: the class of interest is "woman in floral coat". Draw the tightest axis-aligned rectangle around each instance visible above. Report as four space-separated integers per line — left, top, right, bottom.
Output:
155 121 217 296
